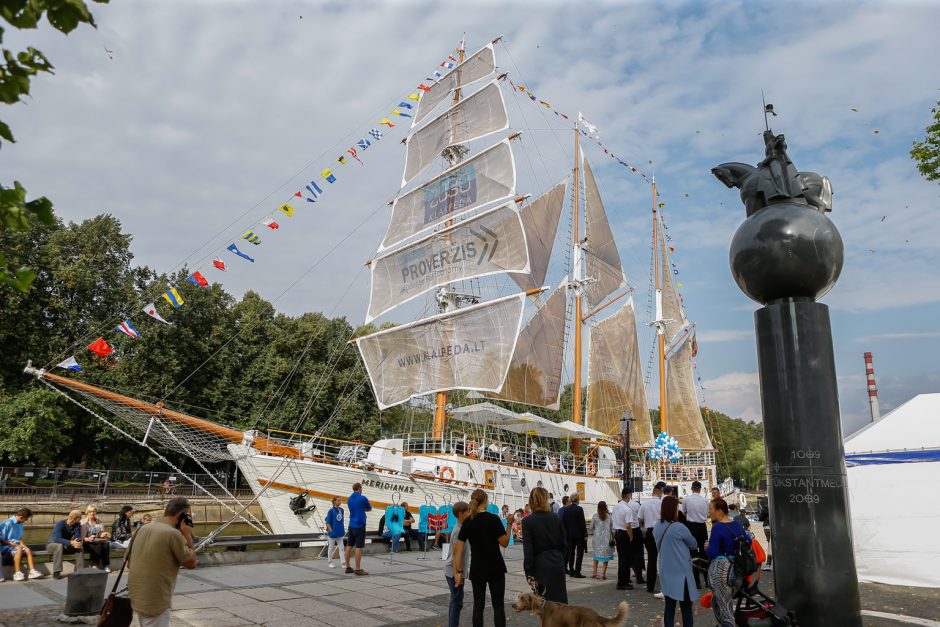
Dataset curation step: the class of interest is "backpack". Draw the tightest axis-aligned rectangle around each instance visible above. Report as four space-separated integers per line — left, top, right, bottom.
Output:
732 531 758 579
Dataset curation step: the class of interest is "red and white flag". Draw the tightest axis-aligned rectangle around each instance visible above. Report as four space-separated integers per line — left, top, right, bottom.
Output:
262 218 280 230
213 258 227 272
142 303 170 324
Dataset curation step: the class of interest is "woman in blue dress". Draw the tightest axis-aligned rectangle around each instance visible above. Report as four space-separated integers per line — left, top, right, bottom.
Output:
653 496 698 626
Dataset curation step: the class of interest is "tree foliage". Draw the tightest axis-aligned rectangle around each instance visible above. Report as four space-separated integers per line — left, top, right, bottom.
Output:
911 98 940 184
0 0 107 291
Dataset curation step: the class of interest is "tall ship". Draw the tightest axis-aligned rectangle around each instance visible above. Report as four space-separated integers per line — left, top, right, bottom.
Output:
25 38 717 536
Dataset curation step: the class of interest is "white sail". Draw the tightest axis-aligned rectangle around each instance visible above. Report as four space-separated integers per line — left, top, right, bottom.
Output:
402 80 509 186
414 43 496 125
367 201 529 322
380 139 516 251
582 156 626 306
483 282 566 409
586 298 654 445
511 180 567 293
356 292 528 410
660 232 713 450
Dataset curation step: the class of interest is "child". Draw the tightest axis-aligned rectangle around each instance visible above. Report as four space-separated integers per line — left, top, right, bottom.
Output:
1 507 43 581
325 496 345 568
443 502 471 627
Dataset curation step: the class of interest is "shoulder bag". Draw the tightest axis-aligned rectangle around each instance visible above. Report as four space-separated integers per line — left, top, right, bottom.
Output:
97 531 135 627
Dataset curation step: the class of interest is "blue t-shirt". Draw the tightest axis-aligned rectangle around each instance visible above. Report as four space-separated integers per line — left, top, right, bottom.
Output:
347 492 371 529
0 516 24 552
706 520 748 560
326 506 345 538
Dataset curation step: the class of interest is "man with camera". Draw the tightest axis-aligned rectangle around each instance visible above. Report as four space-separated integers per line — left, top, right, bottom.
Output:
128 497 197 627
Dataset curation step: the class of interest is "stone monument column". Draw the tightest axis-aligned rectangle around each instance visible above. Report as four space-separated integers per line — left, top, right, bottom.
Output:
712 129 863 626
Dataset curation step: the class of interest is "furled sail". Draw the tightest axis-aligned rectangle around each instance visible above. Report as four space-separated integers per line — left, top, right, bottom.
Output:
402 80 509 186
367 201 529 322
510 180 567 293
660 232 713 450
582 156 626 306
586 298 654 445
356 292 528 410
483 282 566 409
414 43 496 125
380 139 516 251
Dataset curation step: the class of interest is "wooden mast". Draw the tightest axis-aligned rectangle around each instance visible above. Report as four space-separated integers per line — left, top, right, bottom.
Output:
653 181 667 434
571 125 583 457
431 39 467 441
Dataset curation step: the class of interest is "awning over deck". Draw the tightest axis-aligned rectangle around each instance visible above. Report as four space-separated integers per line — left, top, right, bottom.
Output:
450 402 612 440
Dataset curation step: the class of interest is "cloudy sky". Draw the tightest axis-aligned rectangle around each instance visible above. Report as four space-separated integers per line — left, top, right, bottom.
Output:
3 0 939 435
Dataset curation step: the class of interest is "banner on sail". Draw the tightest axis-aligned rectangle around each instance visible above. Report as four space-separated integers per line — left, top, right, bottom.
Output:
381 139 516 251
582 157 627 305
586 298 655 446
414 43 496 125
511 180 567 292
403 80 509 186
367 202 529 322
356 292 528 410
484 282 566 409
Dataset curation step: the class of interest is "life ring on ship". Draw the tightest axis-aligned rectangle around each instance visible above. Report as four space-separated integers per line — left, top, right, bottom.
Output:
467 441 481 458
587 462 597 476
439 466 456 481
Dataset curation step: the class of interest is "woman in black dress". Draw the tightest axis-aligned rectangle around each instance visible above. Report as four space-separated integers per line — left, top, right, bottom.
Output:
455 488 510 627
521 487 568 603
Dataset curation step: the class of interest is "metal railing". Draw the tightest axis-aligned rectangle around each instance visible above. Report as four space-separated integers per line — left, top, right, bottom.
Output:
0 466 241 501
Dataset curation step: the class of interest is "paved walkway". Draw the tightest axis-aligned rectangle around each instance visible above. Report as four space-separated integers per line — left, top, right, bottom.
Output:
1 546 937 626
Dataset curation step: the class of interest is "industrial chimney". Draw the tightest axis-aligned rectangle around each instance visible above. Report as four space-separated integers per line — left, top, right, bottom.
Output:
864 352 880 422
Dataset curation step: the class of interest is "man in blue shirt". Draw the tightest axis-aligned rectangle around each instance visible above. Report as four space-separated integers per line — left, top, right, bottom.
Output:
325 496 345 568
1 507 43 581
45 509 85 579
343 482 372 576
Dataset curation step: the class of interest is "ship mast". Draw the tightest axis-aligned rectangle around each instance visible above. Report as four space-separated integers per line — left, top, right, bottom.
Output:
431 38 468 442
652 181 668 434
571 126 584 434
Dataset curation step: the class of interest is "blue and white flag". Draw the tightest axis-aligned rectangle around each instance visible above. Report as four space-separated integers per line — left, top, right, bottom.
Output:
116 320 140 339
357 138 371 151
227 243 255 263
369 128 383 140
56 356 83 373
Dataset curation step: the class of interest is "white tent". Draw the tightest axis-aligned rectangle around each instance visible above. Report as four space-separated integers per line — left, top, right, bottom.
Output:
844 393 940 587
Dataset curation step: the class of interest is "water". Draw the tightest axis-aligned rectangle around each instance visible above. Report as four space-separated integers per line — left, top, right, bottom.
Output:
22 521 261 545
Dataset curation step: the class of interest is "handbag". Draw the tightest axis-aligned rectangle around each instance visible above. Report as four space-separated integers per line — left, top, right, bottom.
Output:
98 532 135 627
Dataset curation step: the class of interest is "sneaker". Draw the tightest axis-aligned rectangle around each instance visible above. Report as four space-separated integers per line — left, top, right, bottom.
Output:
104 567 111 573
328 562 336 568
761 564 772 571
53 572 63 580
13 572 25 581
28 570 45 579
345 566 354 574
654 592 665 599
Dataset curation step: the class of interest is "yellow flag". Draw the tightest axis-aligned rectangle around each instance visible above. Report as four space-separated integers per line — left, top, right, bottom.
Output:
278 203 295 217
407 93 420 101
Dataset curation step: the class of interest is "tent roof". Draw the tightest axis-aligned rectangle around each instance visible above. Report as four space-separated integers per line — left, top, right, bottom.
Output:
844 393 940 454
450 403 597 439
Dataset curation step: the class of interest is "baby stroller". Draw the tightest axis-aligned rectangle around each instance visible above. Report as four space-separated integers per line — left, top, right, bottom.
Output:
694 537 797 627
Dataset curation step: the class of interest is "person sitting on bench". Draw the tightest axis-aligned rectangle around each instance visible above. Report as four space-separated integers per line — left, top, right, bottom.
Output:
45 510 85 579
1 507 44 581
400 503 426 552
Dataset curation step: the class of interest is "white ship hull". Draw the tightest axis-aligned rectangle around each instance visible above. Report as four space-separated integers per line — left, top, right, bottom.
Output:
230 441 629 534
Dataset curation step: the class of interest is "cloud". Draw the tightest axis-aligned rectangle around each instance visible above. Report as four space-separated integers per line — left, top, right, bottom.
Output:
697 329 753 343
701 372 761 423
852 331 940 343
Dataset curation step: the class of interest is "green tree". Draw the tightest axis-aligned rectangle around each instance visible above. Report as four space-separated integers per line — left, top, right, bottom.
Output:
736 439 766 491
1 0 108 291
911 98 940 183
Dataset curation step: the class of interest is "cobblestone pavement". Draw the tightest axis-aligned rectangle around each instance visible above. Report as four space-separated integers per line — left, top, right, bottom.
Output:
1 546 937 626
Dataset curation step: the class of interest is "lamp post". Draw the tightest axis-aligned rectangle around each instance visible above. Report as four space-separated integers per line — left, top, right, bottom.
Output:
620 410 635 493
712 124 862 626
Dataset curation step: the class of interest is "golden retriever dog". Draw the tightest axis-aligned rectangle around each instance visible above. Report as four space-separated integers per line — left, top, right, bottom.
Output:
512 592 628 627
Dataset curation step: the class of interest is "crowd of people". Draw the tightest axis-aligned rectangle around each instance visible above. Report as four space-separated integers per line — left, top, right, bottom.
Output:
0 503 155 582
327 479 761 627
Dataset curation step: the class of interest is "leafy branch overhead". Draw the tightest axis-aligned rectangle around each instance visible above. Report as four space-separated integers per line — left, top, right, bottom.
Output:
0 0 109 291
911 100 940 183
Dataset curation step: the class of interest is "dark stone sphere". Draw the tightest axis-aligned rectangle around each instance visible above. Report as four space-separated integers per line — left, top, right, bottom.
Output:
729 201 843 305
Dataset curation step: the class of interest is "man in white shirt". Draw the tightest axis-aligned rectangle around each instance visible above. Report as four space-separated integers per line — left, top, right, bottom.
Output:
637 483 664 594
681 480 709 588
627 494 644 584
611 488 636 590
